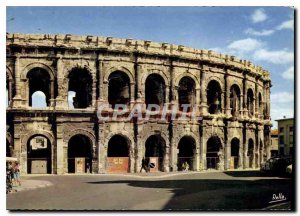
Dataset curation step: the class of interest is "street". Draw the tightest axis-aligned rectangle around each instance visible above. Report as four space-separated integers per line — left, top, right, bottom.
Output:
6 171 293 211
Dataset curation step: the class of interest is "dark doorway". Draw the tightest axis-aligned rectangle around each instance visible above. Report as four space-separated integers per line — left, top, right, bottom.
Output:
248 139 254 168
145 135 166 171
178 77 196 112
231 138 240 169
108 135 129 157
207 80 222 114
230 85 241 117
206 136 222 169
108 71 130 109
27 68 51 107
247 89 254 117
68 135 92 173
68 68 92 109
27 135 51 174
177 136 196 171
6 139 11 157
145 74 166 108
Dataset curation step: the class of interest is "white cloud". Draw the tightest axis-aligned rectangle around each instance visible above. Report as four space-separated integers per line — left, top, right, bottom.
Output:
282 66 294 80
271 92 294 103
276 19 294 30
244 28 275 36
253 49 294 64
251 8 267 23
228 38 263 52
271 107 294 128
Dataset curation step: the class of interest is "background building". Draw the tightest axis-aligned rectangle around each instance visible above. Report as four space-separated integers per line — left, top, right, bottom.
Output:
6 33 272 174
270 129 278 157
276 117 294 157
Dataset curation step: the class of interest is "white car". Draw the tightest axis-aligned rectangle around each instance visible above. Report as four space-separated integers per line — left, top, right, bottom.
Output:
286 164 292 174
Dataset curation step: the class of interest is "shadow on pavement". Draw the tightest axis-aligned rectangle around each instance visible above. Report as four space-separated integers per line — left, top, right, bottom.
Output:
223 171 291 178
87 177 293 211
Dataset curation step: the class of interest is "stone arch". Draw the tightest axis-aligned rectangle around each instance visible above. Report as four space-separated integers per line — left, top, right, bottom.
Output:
207 79 223 114
177 135 197 171
21 62 55 81
23 130 55 146
205 76 224 91
23 131 55 174
104 66 134 84
206 135 224 170
230 84 241 117
63 129 96 148
174 72 200 89
230 137 240 169
64 63 95 79
141 70 170 88
174 132 199 148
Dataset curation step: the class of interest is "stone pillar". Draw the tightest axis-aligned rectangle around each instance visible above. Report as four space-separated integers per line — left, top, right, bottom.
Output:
243 79 248 117
98 123 105 173
12 55 24 108
239 94 244 118
55 55 68 109
170 140 178 171
194 146 200 171
49 80 55 107
56 125 64 174
221 91 225 114
136 64 142 102
200 132 206 170
195 87 200 114
225 75 231 116
238 135 243 169
164 144 170 172
98 60 104 100
225 141 231 170
8 81 13 107
243 140 248 169
130 81 135 108
92 79 97 108
200 69 207 115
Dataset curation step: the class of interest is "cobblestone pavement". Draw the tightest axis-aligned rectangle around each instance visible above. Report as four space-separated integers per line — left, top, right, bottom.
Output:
6 171 293 211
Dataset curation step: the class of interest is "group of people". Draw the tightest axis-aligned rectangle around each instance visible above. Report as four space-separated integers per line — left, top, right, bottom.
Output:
6 162 21 193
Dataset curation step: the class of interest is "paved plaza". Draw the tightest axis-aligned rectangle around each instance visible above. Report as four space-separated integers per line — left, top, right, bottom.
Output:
6 171 293 211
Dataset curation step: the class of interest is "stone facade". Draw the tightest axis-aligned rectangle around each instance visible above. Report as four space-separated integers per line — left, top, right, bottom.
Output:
6 33 272 174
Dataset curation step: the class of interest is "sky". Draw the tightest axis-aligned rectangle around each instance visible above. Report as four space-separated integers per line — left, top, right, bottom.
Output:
6 6 294 128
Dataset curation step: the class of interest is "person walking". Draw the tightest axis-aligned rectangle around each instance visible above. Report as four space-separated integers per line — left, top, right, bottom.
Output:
140 157 148 173
13 162 21 186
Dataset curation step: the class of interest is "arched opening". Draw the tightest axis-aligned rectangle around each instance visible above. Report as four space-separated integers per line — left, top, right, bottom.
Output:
207 80 222 114
27 68 51 107
178 77 196 112
108 71 131 109
68 135 92 173
258 93 262 116
145 134 166 172
27 135 51 174
177 136 196 171
230 85 241 117
248 139 254 168
68 68 92 109
247 89 254 117
231 138 240 169
107 135 130 173
145 74 166 108
31 91 47 108
108 135 129 157
6 139 12 157
206 136 222 169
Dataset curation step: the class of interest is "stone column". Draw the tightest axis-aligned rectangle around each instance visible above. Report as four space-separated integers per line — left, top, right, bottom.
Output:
170 140 178 171
195 87 200 114
225 75 231 116
243 79 248 117
8 81 13 107
98 60 104 100
55 55 68 109
56 124 64 174
130 81 135 108
225 140 231 170
92 79 97 108
98 123 105 173
164 144 170 172
239 94 244 118
200 69 207 115
12 55 24 108
221 91 225 114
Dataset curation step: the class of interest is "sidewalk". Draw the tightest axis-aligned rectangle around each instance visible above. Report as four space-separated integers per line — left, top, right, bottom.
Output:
8 179 53 193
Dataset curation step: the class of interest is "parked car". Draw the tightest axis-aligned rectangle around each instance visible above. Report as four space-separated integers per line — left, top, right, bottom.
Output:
261 157 292 175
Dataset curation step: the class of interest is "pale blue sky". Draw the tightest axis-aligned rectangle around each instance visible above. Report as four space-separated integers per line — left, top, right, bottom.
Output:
6 6 294 128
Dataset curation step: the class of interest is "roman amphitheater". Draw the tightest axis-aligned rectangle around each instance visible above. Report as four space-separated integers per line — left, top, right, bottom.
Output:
6 33 272 174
